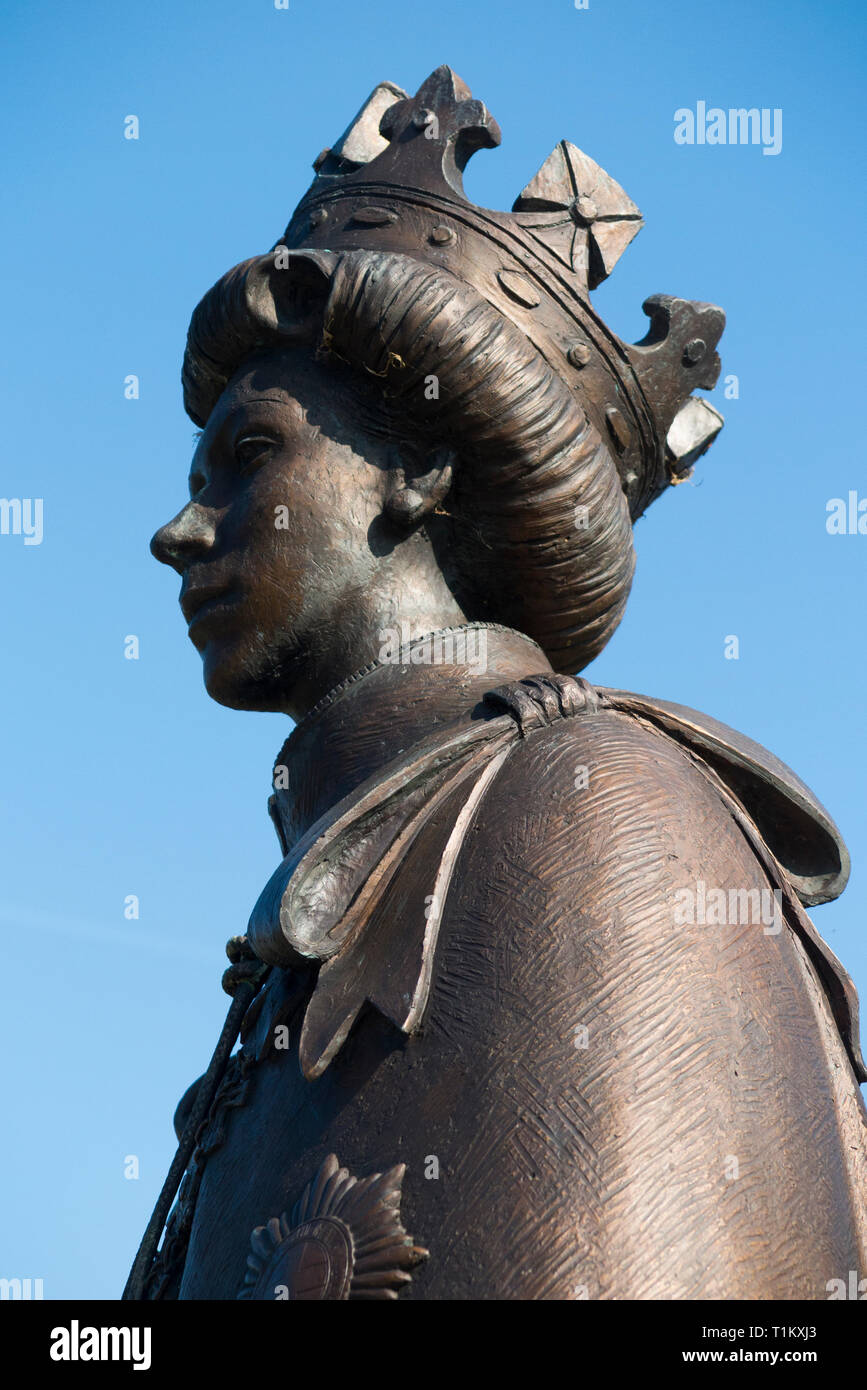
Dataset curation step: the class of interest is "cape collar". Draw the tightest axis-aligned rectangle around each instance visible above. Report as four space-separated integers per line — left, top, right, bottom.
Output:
245 673 863 1084
268 623 551 853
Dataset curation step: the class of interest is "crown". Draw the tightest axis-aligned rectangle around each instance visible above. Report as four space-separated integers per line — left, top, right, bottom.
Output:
274 65 724 519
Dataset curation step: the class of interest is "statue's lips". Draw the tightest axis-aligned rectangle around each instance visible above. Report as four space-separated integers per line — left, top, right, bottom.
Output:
181 585 241 629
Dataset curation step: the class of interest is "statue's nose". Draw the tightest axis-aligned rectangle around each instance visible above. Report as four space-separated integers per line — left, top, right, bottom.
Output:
150 503 216 573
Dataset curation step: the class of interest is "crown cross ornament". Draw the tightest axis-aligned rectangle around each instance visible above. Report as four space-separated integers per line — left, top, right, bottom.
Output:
512 138 643 289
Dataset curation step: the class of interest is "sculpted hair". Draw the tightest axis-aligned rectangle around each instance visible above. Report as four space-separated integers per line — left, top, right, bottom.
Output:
182 249 635 672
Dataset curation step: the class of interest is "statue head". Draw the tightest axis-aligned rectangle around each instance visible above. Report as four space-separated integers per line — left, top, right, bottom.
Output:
151 66 725 719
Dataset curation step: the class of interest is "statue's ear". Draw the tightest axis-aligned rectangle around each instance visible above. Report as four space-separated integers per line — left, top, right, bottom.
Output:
384 443 456 527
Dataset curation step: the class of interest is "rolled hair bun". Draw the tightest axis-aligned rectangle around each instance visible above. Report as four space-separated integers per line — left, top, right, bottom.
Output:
183 249 635 672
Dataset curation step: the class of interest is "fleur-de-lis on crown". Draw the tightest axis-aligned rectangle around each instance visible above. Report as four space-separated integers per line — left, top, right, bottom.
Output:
311 66 499 200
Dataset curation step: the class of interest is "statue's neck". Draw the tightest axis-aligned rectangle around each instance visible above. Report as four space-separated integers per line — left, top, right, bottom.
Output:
269 623 551 849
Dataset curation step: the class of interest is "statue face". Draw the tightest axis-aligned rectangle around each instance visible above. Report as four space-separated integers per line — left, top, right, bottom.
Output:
150 346 403 716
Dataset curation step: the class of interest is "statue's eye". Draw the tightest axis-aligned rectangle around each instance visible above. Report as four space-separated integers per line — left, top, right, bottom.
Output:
235 434 277 474
189 470 206 498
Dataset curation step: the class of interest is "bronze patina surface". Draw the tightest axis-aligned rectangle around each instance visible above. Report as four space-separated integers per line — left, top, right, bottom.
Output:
132 66 867 1301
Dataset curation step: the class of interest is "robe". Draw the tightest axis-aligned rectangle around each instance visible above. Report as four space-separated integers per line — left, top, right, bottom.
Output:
148 667 867 1300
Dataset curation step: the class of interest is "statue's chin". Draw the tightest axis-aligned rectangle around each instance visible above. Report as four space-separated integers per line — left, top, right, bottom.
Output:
201 641 294 714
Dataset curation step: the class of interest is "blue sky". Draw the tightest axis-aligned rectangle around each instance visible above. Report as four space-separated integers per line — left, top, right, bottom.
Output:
2 0 865 1298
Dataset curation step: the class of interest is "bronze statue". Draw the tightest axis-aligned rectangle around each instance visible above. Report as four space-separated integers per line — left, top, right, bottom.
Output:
128 66 867 1301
